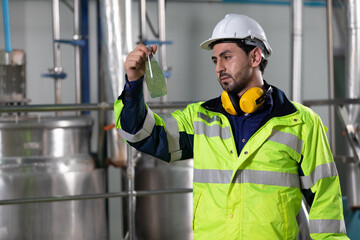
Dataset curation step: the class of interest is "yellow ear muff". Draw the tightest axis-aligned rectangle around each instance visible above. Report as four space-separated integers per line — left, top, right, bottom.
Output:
239 87 265 114
221 91 238 115
221 86 270 115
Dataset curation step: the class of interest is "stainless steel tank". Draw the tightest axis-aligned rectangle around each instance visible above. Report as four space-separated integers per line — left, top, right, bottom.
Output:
133 154 193 240
346 162 360 209
345 0 360 209
0 116 107 240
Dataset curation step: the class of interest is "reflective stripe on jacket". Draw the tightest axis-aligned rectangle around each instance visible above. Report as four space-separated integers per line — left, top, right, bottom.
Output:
114 85 348 240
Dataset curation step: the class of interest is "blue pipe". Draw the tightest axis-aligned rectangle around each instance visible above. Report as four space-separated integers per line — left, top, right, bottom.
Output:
54 39 86 46
81 0 90 115
2 0 12 52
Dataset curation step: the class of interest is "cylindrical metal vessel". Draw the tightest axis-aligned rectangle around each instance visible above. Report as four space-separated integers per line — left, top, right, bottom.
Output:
133 154 193 240
0 49 27 104
345 0 360 209
346 162 360 209
0 116 107 240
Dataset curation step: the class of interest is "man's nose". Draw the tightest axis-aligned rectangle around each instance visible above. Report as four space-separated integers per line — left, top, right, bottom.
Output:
215 60 225 73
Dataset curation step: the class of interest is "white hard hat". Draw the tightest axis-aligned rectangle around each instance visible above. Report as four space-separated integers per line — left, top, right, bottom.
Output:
200 14 272 58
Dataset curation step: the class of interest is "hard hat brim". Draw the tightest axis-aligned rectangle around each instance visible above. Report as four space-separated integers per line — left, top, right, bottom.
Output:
200 38 223 50
200 37 272 59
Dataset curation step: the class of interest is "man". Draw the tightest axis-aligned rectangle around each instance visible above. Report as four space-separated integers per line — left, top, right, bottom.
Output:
115 14 348 239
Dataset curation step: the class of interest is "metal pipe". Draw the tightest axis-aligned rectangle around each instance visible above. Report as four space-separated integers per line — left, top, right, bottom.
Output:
327 0 336 154
139 0 147 41
127 146 136 240
345 0 360 125
99 0 124 103
80 0 90 109
0 188 193 206
125 0 134 52
51 0 63 105
303 98 360 106
97 106 106 168
0 102 191 113
297 199 311 239
290 0 303 103
80 0 90 108
139 0 147 103
74 0 82 106
0 103 113 112
158 0 168 105
290 1 310 236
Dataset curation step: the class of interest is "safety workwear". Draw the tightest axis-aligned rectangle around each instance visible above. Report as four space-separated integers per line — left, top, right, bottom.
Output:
200 14 272 58
115 84 348 240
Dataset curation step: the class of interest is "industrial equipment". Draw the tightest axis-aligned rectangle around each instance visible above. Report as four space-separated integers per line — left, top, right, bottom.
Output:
0 115 107 239
132 154 193 240
0 0 107 239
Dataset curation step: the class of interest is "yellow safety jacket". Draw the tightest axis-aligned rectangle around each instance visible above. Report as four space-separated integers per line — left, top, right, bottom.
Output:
115 83 348 240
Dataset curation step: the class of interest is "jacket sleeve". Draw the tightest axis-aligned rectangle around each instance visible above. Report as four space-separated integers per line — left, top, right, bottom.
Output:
114 77 194 162
300 112 349 239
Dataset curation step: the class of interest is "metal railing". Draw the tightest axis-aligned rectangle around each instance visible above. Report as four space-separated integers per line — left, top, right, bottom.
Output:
0 188 192 206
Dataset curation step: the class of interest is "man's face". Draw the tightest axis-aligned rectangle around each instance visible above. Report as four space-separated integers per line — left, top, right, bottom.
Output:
211 42 253 95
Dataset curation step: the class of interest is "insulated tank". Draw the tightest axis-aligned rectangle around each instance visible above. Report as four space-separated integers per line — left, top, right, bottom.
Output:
0 116 107 240
133 154 193 240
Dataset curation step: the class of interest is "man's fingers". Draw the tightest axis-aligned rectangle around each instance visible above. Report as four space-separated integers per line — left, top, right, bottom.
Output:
124 43 156 81
125 51 146 68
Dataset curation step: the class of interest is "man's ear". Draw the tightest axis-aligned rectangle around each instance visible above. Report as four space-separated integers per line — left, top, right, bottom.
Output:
250 47 262 67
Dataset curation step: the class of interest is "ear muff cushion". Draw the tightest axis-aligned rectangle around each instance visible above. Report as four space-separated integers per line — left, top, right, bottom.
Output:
239 87 264 113
221 91 238 115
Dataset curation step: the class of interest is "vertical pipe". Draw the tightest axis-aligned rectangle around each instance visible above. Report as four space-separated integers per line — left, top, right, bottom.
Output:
139 0 148 102
2 0 12 53
125 0 134 52
127 146 136 240
297 199 311 239
51 0 63 105
291 1 310 237
81 0 90 108
74 0 82 106
345 0 360 124
139 0 147 41
100 0 124 101
97 107 105 168
158 0 167 104
290 0 303 103
327 0 336 154
99 0 131 236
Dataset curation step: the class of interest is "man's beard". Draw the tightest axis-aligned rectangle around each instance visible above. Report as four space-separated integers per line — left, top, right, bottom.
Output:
219 72 251 94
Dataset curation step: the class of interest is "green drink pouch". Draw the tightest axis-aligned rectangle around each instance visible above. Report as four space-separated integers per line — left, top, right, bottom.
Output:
144 50 167 98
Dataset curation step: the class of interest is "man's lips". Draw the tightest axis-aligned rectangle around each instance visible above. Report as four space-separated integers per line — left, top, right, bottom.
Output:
219 73 232 82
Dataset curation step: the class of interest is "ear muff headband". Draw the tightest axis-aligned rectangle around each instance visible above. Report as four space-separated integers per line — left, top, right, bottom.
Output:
221 86 273 115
